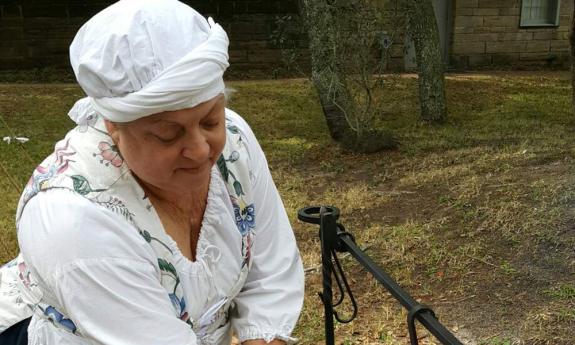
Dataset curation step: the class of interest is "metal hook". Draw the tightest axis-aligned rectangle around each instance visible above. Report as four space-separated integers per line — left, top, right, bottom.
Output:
331 248 358 323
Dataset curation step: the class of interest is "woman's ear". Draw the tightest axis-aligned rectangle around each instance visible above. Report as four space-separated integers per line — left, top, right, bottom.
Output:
104 119 121 145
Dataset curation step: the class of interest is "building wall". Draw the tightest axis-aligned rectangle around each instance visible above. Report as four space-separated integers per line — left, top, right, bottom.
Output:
0 0 571 73
0 0 301 75
451 0 572 69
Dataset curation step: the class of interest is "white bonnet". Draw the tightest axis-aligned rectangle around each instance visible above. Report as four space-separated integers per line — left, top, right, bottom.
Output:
68 0 229 123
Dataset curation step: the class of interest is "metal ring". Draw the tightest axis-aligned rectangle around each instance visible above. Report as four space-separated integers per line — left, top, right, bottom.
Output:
297 206 340 225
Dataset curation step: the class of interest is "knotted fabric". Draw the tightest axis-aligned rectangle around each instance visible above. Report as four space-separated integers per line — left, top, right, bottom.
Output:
68 0 229 124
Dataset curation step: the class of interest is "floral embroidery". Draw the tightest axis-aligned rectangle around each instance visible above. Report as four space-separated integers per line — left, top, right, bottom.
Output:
217 120 255 273
9 112 255 339
76 114 99 133
42 306 77 334
23 139 76 202
17 262 32 289
169 293 190 323
94 141 123 167
71 175 107 196
231 196 255 236
97 197 135 223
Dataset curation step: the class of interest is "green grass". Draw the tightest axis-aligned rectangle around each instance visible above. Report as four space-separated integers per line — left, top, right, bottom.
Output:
1 72 575 343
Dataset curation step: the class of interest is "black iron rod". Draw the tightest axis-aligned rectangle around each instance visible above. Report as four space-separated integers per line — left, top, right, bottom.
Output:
338 235 463 345
320 211 336 345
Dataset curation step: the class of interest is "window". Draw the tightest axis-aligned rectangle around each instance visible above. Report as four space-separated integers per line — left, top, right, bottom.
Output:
521 0 561 27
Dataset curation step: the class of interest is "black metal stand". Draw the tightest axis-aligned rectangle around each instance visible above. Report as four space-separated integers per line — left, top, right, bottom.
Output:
298 206 463 345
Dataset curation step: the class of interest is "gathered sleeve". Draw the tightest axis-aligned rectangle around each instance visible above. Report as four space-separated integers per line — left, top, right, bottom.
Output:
18 189 198 345
227 111 305 344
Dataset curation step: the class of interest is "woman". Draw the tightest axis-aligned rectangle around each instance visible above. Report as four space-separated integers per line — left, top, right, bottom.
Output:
0 1 305 344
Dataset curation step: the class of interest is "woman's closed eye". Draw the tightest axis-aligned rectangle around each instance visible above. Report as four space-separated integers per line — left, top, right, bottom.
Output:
151 128 183 143
202 120 220 129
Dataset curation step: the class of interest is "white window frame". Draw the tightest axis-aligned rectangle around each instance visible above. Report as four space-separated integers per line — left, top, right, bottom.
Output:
520 0 561 27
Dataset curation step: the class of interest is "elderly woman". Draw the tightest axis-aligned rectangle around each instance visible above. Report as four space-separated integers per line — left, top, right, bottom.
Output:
0 1 304 344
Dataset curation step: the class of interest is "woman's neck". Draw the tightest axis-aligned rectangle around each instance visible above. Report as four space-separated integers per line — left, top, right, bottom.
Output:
138 178 210 214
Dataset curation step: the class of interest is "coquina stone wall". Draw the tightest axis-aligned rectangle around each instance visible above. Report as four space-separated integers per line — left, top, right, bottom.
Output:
452 0 572 68
0 0 572 74
0 0 302 75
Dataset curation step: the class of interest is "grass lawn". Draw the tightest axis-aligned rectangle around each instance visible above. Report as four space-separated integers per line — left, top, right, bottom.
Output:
1 72 574 344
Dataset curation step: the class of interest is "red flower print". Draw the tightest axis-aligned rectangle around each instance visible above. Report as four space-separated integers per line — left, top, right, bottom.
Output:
94 141 123 167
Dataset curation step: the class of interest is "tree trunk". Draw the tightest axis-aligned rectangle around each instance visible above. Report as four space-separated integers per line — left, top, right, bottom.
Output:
405 0 447 123
300 0 353 141
571 3 575 111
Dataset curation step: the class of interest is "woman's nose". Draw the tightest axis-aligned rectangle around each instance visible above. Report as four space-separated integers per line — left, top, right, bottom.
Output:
181 131 210 162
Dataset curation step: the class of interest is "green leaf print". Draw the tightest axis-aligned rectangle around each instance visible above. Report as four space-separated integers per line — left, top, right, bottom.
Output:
71 175 106 196
233 180 244 196
227 125 239 134
158 258 178 277
140 230 152 243
217 155 229 182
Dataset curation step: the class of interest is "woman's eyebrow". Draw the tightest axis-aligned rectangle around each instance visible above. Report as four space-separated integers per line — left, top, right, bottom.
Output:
148 118 181 126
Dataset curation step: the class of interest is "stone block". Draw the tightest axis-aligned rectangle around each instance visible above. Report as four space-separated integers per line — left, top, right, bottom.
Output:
0 45 25 58
26 39 70 56
184 1 217 14
230 21 269 35
487 26 506 33
456 33 498 42
519 52 554 61
278 1 298 13
216 2 234 18
552 31 569 40
247 49 282 63
386 58 404 72
485 41 526 53
246 1 279 14
478 0 514 8
0 17 22 28
550 40 570 51
28 54 69 68
533 31 554 40
229 49 248 63
455 8 473 16
452 41 486 54
1 5 22 18
0 57 25 69
455 15 484 28
498 32 533 41
468 54 492 66
525 40 550 52
22 4 67 18
483 16 518 28
0 27 22 40
67 4 113 18
559 15 571 26
473 8 499 16
232 40 268 50
499 8 520 16
457 0 479 8
491 53 519 65
449 55 469 69
454 27 475 34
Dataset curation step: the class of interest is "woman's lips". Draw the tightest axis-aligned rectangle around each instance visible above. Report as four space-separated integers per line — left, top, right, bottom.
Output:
177 163 210 173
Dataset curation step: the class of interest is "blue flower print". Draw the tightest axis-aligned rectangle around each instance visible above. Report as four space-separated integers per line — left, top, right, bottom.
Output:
233 202 255 235
169 293 189 322
44 306 77 333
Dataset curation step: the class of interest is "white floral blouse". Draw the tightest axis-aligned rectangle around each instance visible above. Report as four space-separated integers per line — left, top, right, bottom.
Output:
2 110 304 345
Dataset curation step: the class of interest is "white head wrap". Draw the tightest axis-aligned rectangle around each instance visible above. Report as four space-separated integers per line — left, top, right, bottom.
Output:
68 0 229 124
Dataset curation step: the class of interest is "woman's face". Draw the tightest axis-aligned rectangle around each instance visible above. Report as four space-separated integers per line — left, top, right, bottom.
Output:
105 94 226 196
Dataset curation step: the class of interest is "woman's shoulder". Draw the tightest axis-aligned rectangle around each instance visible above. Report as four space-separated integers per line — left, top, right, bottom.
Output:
225 108 254 137
18 189 156 279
